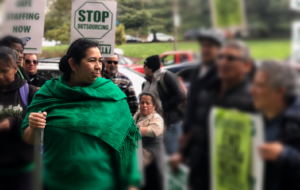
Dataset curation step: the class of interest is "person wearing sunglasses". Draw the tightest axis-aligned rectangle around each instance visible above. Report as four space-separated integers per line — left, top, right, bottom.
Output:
23 53 47 90
104 54 138 116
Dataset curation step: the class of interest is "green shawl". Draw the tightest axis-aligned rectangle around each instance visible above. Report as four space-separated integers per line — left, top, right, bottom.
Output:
21 76 141 188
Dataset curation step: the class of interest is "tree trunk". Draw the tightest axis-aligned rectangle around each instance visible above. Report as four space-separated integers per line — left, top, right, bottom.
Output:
152 31 159 42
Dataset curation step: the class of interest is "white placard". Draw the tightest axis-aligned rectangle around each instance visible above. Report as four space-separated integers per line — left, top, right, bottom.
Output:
71 0 117 57
291 21 300 59
1 0 46 54
291 0 300 11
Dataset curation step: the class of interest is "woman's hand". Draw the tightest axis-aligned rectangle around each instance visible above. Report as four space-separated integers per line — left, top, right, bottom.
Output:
28 112 47 129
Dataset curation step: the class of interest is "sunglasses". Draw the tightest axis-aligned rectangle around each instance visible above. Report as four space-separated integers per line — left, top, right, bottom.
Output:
217 54 244 62
107 61 118 65
25 59 38 65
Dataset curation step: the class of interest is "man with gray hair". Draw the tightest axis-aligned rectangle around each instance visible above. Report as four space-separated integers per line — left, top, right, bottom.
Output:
171 40 255 190
251 60 300 190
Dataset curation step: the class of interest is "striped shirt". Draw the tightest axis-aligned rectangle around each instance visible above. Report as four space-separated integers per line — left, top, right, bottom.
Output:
105 72 138 116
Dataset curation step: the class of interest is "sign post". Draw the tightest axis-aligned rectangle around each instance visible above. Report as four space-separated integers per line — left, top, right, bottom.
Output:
71 0 117 57
209 108 264 190
1 0 46 54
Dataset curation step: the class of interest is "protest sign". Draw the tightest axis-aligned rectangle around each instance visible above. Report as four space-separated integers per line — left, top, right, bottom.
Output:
210 108 264 190
1 0 46 53
291 0 300 11
71 0 117 57
291 21 300 60
209 0 247 33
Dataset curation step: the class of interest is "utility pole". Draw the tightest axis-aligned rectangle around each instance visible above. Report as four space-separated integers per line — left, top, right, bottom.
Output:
173 0 179 50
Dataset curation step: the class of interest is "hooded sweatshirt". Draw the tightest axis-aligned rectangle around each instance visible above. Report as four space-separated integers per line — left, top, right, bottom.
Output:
0 74 37 173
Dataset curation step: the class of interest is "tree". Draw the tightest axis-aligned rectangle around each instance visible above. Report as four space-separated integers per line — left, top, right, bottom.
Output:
44 0 71 43
115 24 126 46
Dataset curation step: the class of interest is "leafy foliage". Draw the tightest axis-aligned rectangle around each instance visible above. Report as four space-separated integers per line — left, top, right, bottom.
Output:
115 24 126 46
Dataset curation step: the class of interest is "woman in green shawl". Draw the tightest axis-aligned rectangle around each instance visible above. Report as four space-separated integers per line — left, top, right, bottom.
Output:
21 39 141 190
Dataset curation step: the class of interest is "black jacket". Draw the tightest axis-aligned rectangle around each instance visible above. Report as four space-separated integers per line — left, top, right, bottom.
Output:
188 78 255 190
0 74 37 171
17 65 30 82
143 70 184 125
264 97 300 190
28 74 47 89
182 63 218 134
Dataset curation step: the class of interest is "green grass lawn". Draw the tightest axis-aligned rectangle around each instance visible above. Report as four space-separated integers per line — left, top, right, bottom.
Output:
41 39 291 63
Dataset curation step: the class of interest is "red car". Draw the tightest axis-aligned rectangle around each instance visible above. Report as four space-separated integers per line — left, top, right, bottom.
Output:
129 50 198 74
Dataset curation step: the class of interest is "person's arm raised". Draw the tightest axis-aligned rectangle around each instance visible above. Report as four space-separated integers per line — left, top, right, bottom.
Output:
23 112 47 145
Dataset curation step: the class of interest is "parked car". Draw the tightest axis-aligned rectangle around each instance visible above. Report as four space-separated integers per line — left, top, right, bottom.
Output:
164 62 198 89
183 29 199 40
38 58 144 97
129 50 199 74
147 33 174 42
119 56 136 66
125 35 142 43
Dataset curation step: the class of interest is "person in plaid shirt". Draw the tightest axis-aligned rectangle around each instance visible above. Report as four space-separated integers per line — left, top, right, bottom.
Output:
104 54 138 116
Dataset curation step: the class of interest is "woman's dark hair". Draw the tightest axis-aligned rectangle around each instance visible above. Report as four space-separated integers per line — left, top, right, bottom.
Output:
139 92 163 116
0 36 24 49
0 46 17 68
59 38 99 78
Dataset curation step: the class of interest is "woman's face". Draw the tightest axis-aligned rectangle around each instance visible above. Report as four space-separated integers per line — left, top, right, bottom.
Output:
140 95 156 116
0 55 17 89
71 47 102 85
10 43 24 66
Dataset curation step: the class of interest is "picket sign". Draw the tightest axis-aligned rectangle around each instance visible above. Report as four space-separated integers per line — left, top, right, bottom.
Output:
291 0 300 11
209 107 264 190
1 0 46 53
71 0 117 57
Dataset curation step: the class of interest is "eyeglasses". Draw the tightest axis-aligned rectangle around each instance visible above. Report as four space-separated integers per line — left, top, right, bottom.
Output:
25 59 38 65
107 61 118 65
217 54 245 62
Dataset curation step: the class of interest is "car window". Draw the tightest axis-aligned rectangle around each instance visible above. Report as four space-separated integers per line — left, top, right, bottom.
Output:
37 70 63 80
123 57 134 64
180 54 188 63
161 55 175 66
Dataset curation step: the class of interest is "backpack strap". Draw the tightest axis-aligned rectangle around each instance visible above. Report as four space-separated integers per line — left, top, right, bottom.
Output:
19 83 29 107
159 71 170 95
17 67 24 79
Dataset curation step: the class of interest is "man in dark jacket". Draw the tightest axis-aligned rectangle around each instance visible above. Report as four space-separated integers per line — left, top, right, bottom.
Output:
143 55 184 155
170 29 225 172
174 40 254 190
23 53 47 89
251 60 300 190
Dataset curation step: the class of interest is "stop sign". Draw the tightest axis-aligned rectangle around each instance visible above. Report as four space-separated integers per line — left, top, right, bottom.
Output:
74 2 113 39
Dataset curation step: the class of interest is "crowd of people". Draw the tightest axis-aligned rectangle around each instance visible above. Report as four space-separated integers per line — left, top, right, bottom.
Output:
0 29 300 190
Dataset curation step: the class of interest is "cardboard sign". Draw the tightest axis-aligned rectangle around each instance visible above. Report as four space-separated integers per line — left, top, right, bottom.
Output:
291 0 300 11
210 108 264 190
291 21 300 60
1 0 46 53
210 0 247 31
71 0 117 57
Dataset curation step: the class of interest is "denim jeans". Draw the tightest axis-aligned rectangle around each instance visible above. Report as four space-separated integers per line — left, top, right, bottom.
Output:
163 121 182 155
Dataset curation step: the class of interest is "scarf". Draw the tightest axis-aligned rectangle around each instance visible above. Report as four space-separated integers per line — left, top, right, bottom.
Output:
21 76 140 175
